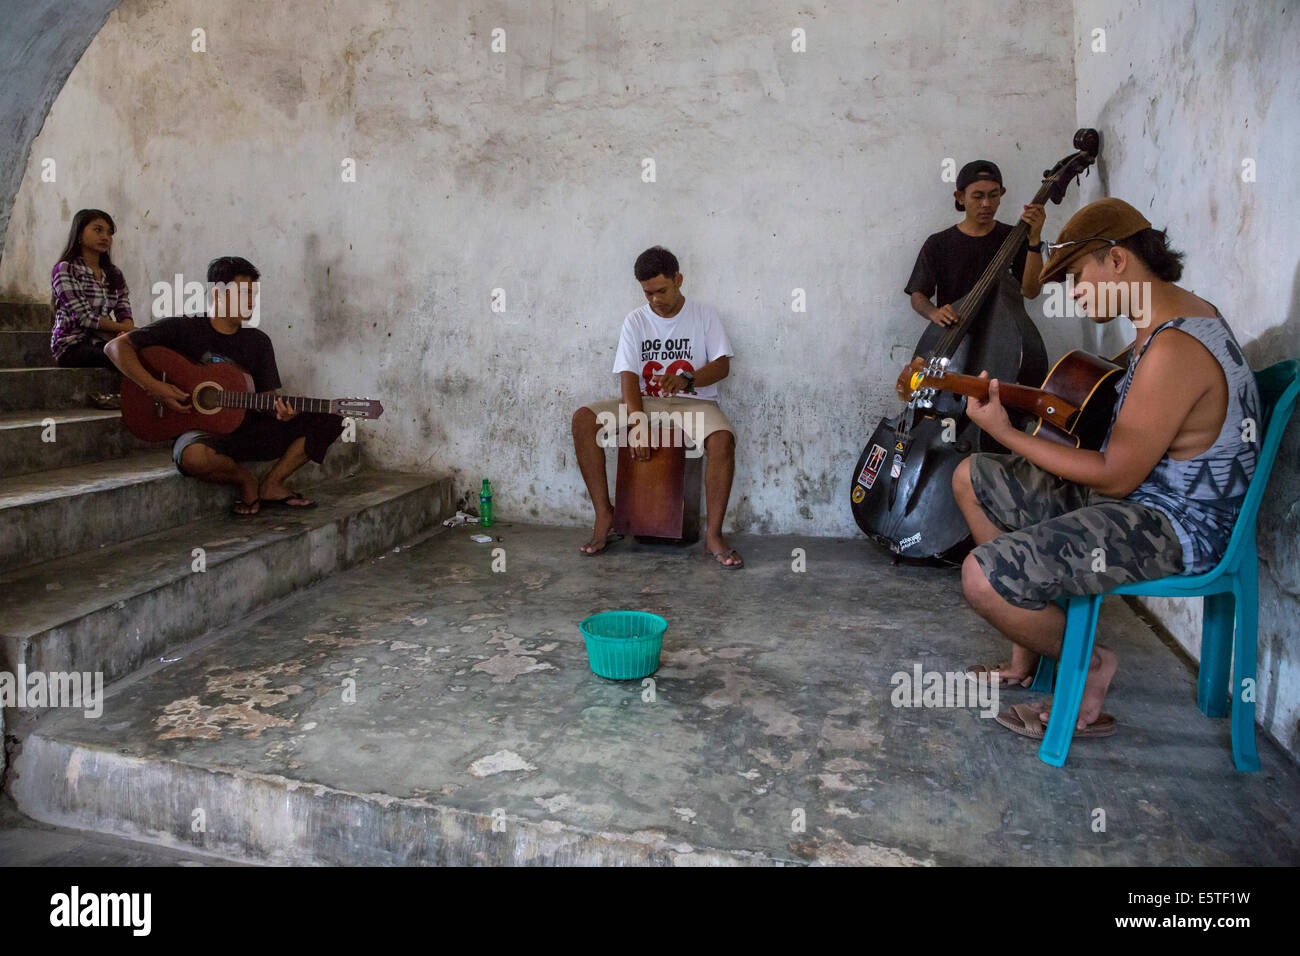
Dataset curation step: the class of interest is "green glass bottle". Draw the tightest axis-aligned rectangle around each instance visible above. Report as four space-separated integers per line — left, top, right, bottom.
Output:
479 479 493 528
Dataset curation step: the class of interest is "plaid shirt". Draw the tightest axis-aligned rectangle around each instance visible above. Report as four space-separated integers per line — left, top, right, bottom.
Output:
50 258 134 359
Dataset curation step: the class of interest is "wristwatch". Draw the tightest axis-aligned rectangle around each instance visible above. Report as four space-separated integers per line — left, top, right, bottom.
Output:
1027 240 1043 253
680 370 695 389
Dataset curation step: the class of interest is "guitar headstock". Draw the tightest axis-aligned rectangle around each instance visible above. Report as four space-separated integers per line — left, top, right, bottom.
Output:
896 356 946 406
332 398 384 420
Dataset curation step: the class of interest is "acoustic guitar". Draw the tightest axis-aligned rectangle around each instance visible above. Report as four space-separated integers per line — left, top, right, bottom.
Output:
896 348 1127 450
120 346 383 442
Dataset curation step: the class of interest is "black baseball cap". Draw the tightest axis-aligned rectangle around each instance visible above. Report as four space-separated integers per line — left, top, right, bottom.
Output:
955 160 1003 210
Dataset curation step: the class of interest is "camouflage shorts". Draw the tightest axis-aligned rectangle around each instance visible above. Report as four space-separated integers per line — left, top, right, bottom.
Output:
968 453 1185 610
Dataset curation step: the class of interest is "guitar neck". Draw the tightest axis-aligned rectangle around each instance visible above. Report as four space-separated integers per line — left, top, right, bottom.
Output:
218 391 333 415
918 373 1077 428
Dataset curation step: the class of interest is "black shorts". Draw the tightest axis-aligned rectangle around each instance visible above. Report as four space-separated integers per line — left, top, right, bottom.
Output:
172 412 344 475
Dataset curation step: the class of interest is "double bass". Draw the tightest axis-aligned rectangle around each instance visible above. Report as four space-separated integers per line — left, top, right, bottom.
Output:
850 129 1102 561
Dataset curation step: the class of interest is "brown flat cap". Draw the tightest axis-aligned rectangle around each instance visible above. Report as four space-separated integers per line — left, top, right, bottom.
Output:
1040 197 1152 284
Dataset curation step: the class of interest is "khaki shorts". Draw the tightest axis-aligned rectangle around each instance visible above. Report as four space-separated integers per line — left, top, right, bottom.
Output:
583 395 735 447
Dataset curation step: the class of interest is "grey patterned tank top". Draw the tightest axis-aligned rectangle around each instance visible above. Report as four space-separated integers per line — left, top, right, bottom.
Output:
1102 314 1260 574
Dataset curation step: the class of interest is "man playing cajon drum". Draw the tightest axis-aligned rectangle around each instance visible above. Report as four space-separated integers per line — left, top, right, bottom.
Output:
572 246 743 568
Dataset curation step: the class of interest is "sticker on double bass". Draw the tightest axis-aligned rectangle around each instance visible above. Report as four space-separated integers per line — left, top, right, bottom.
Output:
858 444 887 490
890 452 904 479
852 485 866 504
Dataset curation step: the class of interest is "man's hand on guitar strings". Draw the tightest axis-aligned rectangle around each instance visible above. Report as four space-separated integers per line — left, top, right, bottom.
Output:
965 370 1012 440
274 397 299 421
149 380 191 412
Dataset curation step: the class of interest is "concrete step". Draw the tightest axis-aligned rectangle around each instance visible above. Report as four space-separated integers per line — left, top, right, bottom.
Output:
0 442 361 573
0 366 118 411
0 794 244 865
0 408 151 478
0 469 455 702
0 331 52 367
0 301 52 332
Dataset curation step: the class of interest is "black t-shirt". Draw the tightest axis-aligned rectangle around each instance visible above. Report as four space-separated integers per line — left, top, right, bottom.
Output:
904 222 1028 308
127 316 281 392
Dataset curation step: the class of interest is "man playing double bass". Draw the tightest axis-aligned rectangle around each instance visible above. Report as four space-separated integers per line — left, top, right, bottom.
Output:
904 160 1047 325
849 159 1050 558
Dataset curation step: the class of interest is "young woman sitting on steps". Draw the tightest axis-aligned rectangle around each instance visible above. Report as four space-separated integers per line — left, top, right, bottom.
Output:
50 208 135 408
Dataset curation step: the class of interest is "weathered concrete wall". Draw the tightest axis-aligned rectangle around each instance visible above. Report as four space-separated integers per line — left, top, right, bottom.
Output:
0 0 122 265
1074 0 1300 758
0 0 1079 536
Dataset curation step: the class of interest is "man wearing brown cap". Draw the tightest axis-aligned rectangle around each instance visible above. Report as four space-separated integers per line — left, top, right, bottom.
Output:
905 160 1047 327
952 197 1260 742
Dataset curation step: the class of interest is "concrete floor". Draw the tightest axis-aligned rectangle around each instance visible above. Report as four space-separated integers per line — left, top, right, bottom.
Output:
7 522 1300 865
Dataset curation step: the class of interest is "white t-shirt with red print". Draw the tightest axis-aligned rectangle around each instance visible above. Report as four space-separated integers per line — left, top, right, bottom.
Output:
612 300 734 402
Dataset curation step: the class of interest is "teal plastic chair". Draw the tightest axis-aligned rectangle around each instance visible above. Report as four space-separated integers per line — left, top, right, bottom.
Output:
1030 359 1300 771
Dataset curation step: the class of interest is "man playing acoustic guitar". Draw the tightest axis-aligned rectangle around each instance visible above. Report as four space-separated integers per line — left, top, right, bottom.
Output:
105 256 343 516
952 198 1260 742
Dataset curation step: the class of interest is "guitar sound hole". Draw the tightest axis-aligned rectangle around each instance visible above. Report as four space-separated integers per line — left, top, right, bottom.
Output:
194 385 221 412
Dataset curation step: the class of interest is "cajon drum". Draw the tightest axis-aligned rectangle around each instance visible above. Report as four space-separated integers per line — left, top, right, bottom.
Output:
612 425 703 543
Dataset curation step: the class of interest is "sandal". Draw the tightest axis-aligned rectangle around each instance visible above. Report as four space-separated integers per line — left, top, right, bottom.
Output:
261 490 317 509
232 497 261 517
966 663 1035 688
706 547 744 570
994 700 1117 740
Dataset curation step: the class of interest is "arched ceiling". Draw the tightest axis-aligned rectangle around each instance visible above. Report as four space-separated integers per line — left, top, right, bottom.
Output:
0 0 124 263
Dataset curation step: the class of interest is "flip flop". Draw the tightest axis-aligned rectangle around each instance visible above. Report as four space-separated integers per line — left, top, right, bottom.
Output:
706 548 744 570
995 701 1117 740
966 663 1035 688
261 490 317 509
232 497 261 517
580 532 624 556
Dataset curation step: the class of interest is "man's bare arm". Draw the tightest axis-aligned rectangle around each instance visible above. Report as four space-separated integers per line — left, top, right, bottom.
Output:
967 334 1205 497
691 355 729 388
104 334 191 410
104 334 156 390
911 291 958 326
660 356 731 395
1019 250 1043 299
619 371 644 413
619 370 650 460
1019 203 1045 299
